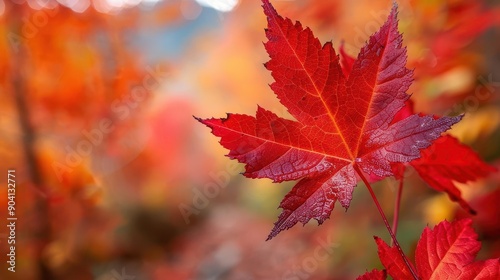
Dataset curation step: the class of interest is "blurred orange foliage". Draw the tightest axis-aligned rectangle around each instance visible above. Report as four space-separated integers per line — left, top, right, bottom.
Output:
0 0 499 279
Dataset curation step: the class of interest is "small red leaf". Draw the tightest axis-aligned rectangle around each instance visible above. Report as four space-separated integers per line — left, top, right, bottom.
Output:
374 237 414 280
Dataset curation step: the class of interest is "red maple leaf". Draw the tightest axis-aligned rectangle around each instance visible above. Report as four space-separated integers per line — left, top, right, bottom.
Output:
196 0 462 239
372 219 500 280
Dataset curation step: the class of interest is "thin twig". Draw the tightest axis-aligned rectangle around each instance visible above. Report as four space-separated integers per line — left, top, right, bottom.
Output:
391 177 404 246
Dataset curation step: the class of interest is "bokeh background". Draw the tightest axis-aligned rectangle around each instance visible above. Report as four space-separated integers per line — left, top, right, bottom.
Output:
1 0 499 279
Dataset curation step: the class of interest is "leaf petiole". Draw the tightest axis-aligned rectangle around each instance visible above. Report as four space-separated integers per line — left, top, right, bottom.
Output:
391 177 404 246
